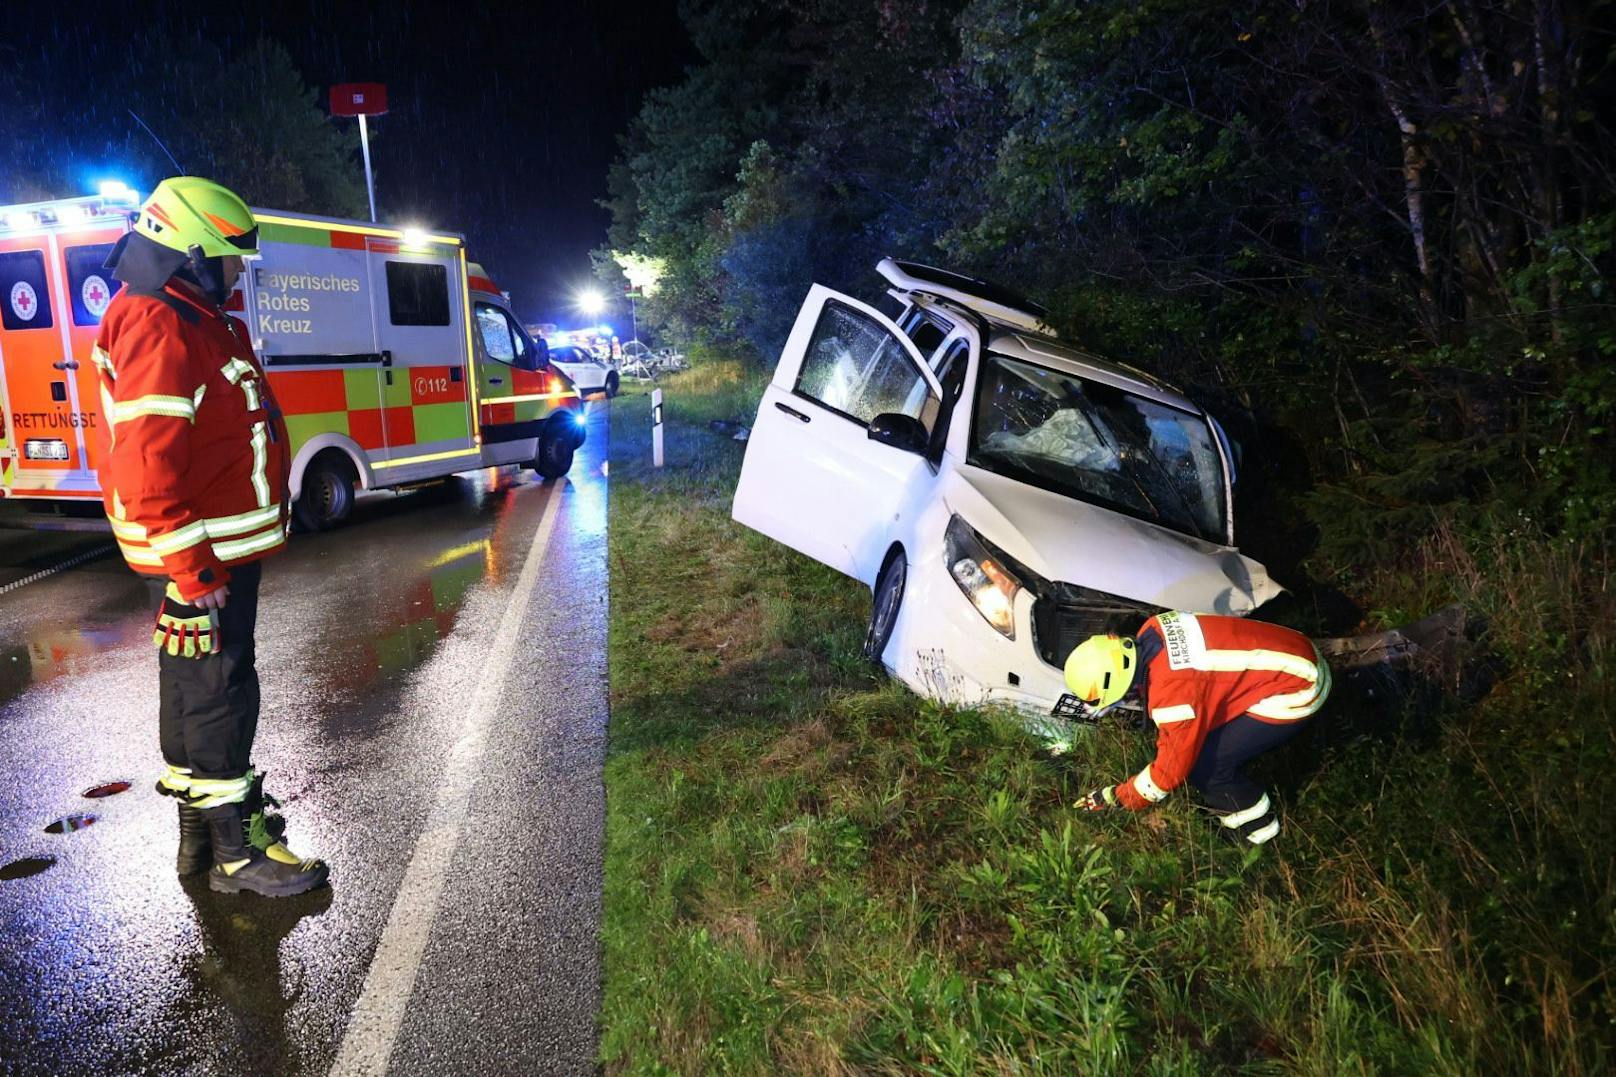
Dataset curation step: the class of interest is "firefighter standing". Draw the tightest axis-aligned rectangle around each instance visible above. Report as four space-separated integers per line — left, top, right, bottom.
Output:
1064 611 1332 845
95 177 327 896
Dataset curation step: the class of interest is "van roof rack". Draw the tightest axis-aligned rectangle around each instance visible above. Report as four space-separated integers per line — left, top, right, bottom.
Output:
876 257 1055 336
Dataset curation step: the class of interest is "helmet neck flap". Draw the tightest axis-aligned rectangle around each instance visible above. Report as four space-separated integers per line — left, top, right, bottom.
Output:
105 232 233 305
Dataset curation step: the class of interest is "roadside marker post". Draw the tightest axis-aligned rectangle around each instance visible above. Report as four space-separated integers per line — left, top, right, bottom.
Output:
652 389 665 468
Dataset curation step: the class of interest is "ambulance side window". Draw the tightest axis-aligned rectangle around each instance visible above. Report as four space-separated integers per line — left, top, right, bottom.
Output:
65 245 123 326
475 304 517 364
385 261 450 326
0 250 54 331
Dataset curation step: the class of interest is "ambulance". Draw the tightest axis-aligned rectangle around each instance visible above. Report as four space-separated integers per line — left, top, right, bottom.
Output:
0 188 585 530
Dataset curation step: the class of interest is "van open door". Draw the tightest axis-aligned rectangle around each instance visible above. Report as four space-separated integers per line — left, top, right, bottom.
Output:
732 284 942 583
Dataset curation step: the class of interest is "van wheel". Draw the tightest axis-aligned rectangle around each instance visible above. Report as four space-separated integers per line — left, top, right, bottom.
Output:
533 433 575 481
863 550 906 664
294 456 355 531
605 372 620 398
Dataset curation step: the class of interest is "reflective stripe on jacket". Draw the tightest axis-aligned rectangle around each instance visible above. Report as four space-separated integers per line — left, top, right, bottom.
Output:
93 283 291 600
1115 612 1331 811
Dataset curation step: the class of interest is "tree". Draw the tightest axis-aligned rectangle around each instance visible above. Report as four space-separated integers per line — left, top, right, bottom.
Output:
0 35 365 218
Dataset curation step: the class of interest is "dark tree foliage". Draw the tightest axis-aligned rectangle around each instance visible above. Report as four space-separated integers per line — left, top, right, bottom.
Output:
1 37 366 217
607 0 1615 558
606 6 1616 1063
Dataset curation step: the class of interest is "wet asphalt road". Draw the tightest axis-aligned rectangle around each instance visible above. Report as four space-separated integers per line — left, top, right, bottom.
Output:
0 406 609 1075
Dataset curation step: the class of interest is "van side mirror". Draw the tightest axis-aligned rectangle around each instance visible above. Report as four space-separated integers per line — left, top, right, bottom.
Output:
868 413 928 454
519 337 549 372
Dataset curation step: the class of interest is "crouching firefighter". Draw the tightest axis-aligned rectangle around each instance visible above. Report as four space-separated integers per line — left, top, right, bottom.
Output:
1064 611 1332 846
94 177 328 896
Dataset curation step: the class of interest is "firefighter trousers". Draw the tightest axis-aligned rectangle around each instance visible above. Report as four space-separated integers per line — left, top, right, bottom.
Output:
146 561 262 780
1187 712 1311 814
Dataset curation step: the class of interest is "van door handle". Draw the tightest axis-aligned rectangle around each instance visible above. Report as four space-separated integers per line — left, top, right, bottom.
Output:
775 402 810 423
489 377 504 385
53 360 80 370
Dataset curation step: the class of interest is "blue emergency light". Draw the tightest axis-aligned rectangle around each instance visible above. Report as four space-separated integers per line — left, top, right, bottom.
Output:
97 180 139 204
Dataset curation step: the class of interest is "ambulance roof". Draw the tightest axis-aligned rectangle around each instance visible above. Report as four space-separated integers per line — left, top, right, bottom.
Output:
466 262 503 297
0 194 138 238
249 208 465 249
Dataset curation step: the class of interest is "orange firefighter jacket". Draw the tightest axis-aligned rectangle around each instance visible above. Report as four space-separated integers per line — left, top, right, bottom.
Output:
92 282 290 601
1115 612 1331 810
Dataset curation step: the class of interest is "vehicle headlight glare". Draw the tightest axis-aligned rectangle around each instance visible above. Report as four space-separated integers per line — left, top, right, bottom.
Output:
945 515 1020 639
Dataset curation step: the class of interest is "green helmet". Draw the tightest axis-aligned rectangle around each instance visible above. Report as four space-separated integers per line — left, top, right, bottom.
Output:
135 177 259 258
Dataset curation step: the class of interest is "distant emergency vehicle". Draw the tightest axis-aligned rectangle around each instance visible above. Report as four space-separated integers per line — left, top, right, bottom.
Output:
0 189 585 529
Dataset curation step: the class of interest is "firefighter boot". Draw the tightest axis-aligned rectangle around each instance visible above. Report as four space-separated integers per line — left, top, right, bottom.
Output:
243 771 301 864
203 801 329 897
175 800 212 876
156 765 215 876
157 767 288 876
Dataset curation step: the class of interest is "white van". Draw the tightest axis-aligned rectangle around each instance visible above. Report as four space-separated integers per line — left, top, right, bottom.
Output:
732 258 1282 724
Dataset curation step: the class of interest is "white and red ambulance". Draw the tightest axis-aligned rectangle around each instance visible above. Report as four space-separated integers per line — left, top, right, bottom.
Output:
0 189 585 529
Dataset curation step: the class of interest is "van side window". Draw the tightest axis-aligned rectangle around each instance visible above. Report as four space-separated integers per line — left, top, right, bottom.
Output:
65 244 122 326
0 250 53 331
475 304 517 362
903 315 948 359
475 302 539 370
385 261 450 326
796 300 935 429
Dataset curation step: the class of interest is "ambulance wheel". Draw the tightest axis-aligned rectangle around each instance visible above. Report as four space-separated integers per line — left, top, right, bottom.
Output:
533 433 575 481
604 372 620 398
863 548 906 664
294 455 356 531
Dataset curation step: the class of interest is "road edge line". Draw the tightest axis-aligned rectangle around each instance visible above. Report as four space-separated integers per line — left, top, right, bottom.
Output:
328 482 567 1077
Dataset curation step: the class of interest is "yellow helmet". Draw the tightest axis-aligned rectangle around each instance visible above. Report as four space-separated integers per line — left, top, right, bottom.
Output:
135 177 259 258
1063 633 1138 709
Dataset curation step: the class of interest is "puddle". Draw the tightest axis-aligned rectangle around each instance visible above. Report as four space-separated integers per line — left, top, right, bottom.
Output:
0 856 55 881
44 813 98 835
81 780 132 799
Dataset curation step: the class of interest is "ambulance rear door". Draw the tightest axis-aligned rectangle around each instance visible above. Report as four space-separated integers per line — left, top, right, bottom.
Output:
0 221 125 499
365 238 476 475
52 223 130 483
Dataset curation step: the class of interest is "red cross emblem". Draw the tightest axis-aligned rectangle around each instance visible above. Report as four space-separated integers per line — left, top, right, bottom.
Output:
82 275 112 318
9 281 38 321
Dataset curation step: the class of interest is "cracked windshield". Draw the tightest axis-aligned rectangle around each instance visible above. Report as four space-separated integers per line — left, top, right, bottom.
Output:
969 353 1226 542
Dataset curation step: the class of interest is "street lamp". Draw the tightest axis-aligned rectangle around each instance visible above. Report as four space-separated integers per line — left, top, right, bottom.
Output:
576 288 605 317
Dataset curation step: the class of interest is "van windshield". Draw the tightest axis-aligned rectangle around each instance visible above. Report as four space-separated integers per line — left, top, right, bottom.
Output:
967 353 1227 543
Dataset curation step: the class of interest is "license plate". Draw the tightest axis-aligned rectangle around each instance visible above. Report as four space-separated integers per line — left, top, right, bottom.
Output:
23 439 70 461
1051 693 1101 722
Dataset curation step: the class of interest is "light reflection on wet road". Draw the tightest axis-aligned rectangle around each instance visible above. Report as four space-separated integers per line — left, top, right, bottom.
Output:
0 406 608 1075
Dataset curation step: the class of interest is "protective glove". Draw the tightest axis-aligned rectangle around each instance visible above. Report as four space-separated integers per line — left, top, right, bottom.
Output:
1077 785 1121 813
153 582 220 658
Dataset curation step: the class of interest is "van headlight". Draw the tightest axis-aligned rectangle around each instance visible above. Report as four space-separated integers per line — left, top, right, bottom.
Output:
944 515 1021 639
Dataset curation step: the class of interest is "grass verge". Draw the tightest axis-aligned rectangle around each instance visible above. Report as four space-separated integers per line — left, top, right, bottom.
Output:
601 358 1613 1074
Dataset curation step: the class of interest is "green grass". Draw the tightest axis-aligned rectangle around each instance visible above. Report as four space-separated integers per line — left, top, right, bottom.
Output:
601 358 1614 1074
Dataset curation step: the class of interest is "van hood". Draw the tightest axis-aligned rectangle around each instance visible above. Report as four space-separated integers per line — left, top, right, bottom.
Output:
946 464 1284 614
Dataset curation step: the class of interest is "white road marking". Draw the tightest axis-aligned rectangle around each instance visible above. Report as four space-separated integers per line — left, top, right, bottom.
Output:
329 484 567 1076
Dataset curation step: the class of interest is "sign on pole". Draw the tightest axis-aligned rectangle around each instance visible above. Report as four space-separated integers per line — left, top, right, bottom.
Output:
330 84 388 223
329 84 388 116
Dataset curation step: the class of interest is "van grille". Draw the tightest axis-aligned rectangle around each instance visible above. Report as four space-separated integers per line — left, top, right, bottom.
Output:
1031 585 1158 670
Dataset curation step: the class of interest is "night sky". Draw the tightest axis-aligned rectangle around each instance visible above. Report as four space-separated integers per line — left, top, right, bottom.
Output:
13 2 694 325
